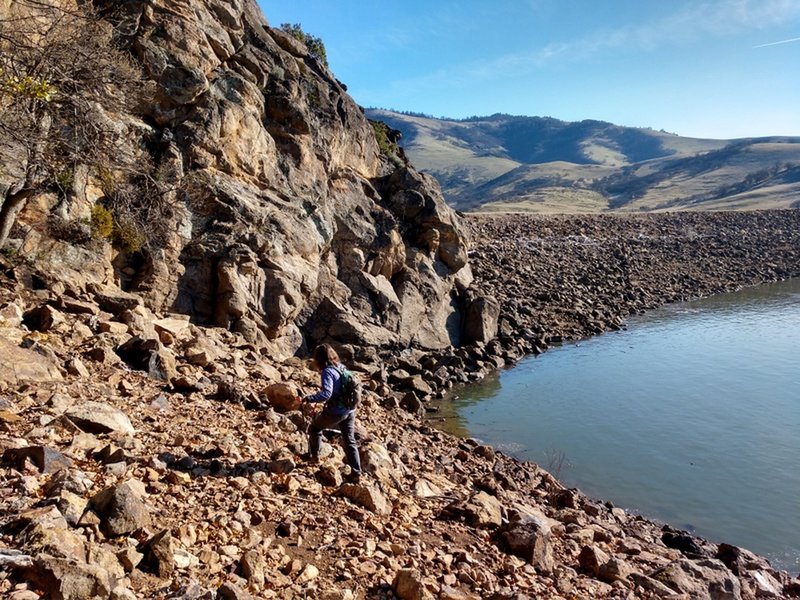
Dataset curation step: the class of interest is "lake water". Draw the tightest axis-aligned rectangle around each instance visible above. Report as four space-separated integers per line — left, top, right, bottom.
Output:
433 278 800 573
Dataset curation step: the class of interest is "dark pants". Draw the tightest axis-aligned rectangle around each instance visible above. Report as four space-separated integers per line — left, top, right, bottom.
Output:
308 409 361 474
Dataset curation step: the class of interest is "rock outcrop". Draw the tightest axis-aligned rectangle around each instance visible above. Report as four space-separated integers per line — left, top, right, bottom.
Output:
8 0 470 360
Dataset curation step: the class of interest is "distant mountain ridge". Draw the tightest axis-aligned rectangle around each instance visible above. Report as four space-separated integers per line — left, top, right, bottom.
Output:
366 109 800 212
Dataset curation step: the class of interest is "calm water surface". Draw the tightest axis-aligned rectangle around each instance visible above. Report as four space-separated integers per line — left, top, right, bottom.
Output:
434 278 800 572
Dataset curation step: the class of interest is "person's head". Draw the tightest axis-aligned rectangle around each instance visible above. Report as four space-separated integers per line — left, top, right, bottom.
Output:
312 343 339 371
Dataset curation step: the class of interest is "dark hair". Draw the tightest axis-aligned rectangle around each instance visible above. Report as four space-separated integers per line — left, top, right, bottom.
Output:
312 344 339 369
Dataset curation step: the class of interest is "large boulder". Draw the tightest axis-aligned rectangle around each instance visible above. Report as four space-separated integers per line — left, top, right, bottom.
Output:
3 446 73 474
89 481 152 537
0 337 63 384
651 558 742 600
462 292 500 344
23 555 116 600
496 505 557 573
64 402 135 435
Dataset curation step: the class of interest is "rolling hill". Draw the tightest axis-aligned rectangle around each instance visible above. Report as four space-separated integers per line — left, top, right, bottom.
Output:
366 109 800 213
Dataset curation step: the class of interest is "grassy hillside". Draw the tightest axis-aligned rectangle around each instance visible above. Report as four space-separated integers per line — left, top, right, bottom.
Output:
367 109 800 213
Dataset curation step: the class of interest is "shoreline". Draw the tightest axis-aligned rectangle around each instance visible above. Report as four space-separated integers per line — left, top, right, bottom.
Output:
385 210 800 402
426 276 800 573
1 210 800 598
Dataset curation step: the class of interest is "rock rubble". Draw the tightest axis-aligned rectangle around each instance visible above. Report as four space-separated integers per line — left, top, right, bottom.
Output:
0 213 800 600
2 221 800 599
381 210 800 405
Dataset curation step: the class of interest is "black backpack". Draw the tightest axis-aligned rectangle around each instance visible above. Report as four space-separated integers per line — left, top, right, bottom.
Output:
333 364 363 409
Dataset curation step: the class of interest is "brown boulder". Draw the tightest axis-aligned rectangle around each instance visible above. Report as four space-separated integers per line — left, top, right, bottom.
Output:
392 568 434 600
89 480 151 537
64 402 134 435
463 292 500 344
23 555 115 600
336 483 391 515
266 382 300 412
497 508 555 573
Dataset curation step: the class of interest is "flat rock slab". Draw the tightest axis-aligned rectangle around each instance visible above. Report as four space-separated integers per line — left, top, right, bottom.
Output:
64 402 135 435
0 337 63 384
90 286 142 315
58 298 99 315
335 483 392 515
152 318 190 338
3 446 73 474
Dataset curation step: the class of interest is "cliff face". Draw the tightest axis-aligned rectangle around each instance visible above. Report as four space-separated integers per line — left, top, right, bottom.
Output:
12 0 471 359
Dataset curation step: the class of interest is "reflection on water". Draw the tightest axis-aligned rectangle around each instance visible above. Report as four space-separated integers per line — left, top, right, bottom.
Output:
431 278 800 572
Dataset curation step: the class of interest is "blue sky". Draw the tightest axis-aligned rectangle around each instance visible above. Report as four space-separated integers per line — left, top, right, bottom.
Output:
259 0 800 139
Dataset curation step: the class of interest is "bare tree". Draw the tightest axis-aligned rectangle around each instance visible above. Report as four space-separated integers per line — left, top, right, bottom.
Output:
0 0 147 248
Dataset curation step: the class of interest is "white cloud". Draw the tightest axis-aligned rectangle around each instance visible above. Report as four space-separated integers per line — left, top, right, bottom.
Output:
532 0 800 64
371 0 800 96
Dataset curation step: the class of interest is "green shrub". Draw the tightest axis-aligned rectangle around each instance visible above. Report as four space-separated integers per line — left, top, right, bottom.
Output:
370 120 398 157
90 204 114 239
279 23 328 67
54 168 74 194
112 218 144 253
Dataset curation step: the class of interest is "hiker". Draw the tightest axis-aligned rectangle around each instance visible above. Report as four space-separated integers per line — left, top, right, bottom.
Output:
302 343 362 481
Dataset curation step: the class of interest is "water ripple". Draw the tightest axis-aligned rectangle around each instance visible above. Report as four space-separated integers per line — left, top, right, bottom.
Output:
446 278 800 572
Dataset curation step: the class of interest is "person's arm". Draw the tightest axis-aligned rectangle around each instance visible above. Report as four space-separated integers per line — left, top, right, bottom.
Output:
304 368 335 403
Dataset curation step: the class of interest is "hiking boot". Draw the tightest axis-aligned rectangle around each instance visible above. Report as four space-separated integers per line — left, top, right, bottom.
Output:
343 471 361 484
300 452 319 465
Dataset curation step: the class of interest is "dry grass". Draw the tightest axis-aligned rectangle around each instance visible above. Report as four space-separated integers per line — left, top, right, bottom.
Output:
368 110 800 214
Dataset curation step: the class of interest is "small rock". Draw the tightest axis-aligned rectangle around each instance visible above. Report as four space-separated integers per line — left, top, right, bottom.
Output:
173 547 199 569
143 529 176 577
0 409 22 425
276 521 298 538
240 550 265 586
439 585 480 600
110 587 138 600
65 357 90 377
8 591 40 600
598 557 632 583
319 591 355 600
217 581 254 600
267 458 295 474
55 490 89 526
94 444 128 465
0 549 33 569
392 568 433 600
463 491 503 528
316 465 343 487
116 546 144 572
296 563 319 584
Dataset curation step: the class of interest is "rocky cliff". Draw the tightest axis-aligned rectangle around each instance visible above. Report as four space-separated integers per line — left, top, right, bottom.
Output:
7 0 471 361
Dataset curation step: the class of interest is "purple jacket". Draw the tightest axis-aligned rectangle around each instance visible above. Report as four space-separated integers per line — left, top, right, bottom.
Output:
304 365 351 415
